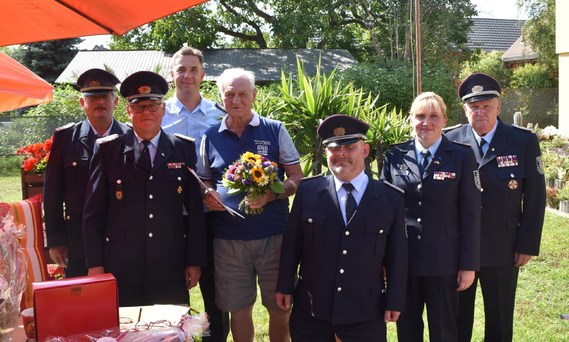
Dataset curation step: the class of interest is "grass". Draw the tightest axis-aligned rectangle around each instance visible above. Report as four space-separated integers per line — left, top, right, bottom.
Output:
1 174 567 341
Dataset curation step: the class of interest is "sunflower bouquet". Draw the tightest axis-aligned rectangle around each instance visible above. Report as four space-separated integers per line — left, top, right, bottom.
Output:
222 151 284 215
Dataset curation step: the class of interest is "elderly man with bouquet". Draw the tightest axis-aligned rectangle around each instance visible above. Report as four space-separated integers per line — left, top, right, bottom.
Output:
197 68 303 342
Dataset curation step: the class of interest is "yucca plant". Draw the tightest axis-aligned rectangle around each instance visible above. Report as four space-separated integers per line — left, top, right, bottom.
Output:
274 58 411 177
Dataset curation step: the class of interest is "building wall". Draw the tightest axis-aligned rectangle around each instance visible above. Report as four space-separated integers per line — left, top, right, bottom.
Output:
557 1 569 134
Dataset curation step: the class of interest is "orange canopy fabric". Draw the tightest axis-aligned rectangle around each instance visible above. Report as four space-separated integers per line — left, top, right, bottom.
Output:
0 0 209 47
0 52 53 112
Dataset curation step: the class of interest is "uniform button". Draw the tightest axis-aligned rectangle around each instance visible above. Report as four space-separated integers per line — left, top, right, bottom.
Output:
417 184 422 190
149 175 153 180
418 201 422 206
178 176 182 181
345 231 350 236
510 173 515 178
184 234 187 238
149 213 154 219
105 237 109 242
417 235 421 240
337 287 342 292
308 218 313 223
342 250 348 255
72 161 77 166
480 188 484 192
417 218 422 223
149 194 153 199
148 233 153 238
339 269 345 274
379 229 384 234
66 215 70 220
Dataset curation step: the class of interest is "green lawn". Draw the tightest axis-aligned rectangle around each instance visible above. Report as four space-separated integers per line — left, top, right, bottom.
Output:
1 175 567 341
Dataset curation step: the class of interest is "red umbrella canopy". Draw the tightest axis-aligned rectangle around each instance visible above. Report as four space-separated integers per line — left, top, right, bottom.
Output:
0 0 209 47
0 52 53 112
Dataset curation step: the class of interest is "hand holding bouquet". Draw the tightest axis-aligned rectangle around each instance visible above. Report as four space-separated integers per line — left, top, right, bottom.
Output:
222 152 284 215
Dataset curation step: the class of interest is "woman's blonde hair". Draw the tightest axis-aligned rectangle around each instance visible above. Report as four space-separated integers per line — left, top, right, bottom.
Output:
409 91 447 120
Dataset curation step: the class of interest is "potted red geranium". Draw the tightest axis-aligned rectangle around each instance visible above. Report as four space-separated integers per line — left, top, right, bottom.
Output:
16 137 52 199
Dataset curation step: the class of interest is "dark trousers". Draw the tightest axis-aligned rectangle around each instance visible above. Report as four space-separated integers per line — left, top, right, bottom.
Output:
118 281 188 307
64 256 87 278
396 275 458 342
290 304 386 342
458 266 519 342
199 212 230 342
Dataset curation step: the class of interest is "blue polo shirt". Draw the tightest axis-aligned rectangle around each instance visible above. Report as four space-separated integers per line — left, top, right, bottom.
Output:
198 113 300 240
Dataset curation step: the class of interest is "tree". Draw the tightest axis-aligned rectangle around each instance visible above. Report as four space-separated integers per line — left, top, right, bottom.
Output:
460 51 512 87
108 0 476 64
518 0 557 71
21 39 82 83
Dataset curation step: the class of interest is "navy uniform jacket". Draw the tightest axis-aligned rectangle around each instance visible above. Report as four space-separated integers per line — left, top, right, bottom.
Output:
276 175 408 325
445 120 546 267
381 136 481 276
82 129 207 284
44 119 129 258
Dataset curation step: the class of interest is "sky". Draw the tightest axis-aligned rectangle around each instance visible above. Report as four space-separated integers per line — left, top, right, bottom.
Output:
78 0 529 50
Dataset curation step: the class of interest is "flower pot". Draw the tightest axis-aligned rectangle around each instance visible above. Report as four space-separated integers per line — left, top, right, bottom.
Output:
560 200 569 213
21 169 45 200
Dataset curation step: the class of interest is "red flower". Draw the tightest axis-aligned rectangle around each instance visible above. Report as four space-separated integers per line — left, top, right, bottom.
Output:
16 136 53 173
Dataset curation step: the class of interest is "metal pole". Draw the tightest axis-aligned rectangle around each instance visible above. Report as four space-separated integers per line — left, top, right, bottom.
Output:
415 0 422 95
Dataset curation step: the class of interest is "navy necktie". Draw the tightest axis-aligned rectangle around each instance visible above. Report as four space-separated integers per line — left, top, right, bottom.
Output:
479 138 487 157
141 140 152 170
420 149 431 176
342 183 357 223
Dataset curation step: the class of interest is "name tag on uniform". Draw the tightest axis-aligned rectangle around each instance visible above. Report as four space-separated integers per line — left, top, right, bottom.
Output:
497 155 518 168
167 162 184 169
433 171 456 180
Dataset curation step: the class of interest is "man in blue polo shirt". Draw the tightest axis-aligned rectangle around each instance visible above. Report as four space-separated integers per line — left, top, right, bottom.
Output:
198 68 303 342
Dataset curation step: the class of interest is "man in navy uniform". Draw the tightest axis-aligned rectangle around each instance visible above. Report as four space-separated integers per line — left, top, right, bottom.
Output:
83 71 207 306
445 72 546 341
276 114 408 342
44 68 129 278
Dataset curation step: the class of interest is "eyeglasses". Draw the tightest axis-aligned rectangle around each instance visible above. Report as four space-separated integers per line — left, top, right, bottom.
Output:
129 103 162 113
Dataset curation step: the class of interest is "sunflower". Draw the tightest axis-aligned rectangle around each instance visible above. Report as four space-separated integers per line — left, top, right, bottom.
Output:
242 151 262 165
251 166 266 184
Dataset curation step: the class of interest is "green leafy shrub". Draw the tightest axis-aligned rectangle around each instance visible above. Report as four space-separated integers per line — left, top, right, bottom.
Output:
510 63 554 89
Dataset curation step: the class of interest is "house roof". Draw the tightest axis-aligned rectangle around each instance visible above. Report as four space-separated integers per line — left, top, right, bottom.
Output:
55 48 358 84
467 18 525 52
502 36 538 62
56 50 171 84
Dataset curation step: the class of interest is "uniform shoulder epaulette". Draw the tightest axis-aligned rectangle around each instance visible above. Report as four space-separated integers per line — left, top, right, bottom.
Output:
450 140 472 148
443 123 463 132
215 103 227 113
388 141 407 148
96 134 119 144
55 122 75 131
300 174 323 182
512 124 532 132
382 180 405 194
174 133 196 143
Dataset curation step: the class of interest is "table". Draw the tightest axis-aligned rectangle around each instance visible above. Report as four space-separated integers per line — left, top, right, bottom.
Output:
9 305 189 341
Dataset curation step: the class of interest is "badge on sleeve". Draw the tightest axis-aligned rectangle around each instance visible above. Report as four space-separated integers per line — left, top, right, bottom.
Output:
473 170 482 191
536 156 544 175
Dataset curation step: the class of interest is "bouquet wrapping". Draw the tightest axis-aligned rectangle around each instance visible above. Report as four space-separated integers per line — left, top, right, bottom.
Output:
222 152 284 215
0 207 28 338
